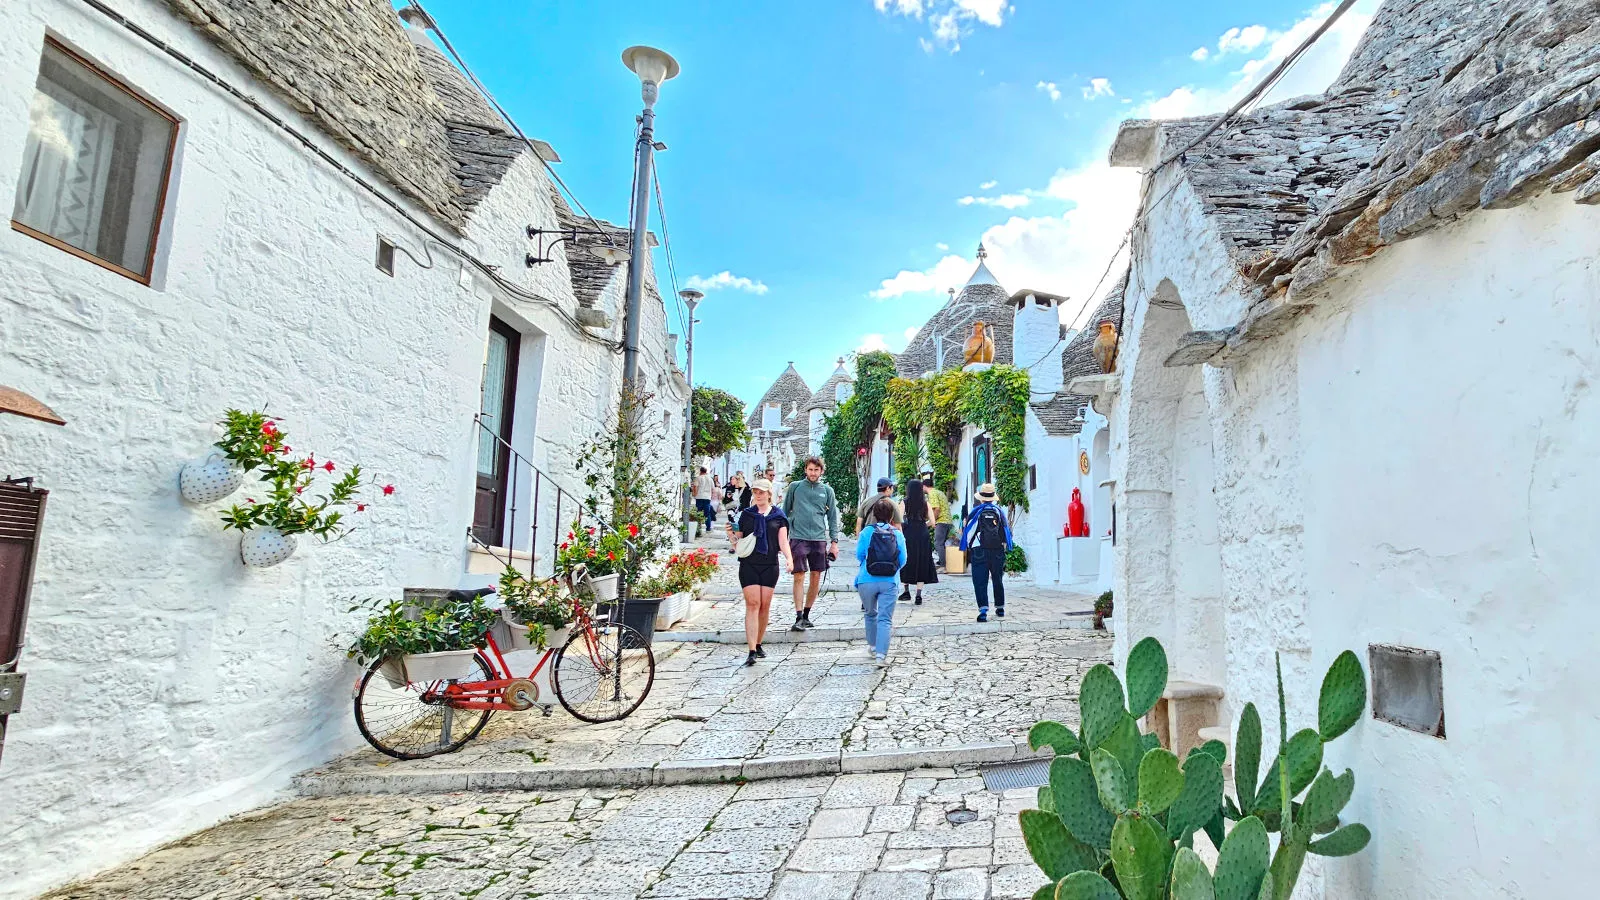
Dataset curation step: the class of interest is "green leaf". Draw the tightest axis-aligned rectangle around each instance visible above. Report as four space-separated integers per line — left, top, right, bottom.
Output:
1252 730 1323 820
1191 739 1227 766
1297 769 1354 837
1317 650 1367 742
1202 811 1226 852
1137 748 1184 814
1038 785 1056 814
1110 813 1173 900
1125 637 1169 719
1101 714 1146 800
1235 703 1262 813
1032 884 1057 900
1079 664 1127 749
1308 823 1371 857
1021 809 1100 880
1167 750 1223 842
1053 871 1123 900
1090 749 1132 814
1256 872 1275 900
1030 721 1083 757
1140 731 1163 754
1169 846 1215 900
1051 756 1116 849
1213 815 1270 900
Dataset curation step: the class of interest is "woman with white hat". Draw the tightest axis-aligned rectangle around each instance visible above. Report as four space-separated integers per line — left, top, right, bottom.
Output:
732 478 791 666
958 482 1013 623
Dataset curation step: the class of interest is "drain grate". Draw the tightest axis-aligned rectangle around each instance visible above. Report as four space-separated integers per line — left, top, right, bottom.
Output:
978 758 1052 792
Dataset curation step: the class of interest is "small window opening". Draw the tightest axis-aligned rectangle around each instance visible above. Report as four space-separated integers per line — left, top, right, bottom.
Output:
1035 298 1050 308
375 236 395 276
1369 644 1446 738
1028 464 1037 490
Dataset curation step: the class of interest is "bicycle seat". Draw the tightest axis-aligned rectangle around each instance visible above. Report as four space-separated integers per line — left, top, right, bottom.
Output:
446 585 496 603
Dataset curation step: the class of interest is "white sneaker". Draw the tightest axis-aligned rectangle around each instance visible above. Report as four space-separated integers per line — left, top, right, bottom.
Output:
875 654 890 667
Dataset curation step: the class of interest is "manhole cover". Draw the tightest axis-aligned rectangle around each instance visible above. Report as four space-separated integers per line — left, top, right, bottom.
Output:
945 808 979 825
978 758 1052 792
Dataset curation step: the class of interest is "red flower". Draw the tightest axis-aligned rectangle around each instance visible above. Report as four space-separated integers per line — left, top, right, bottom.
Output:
560 542 569 550
261 421 278 435
301 456 315 470
627 523 640 538
295 486 305 494
607 551 616 560
323 461 335 472
246 498 255 504
263 443 276 454
567 531 574 540
382 484 395 496
356 504 367 512
670 556 680 564
587 527 596 535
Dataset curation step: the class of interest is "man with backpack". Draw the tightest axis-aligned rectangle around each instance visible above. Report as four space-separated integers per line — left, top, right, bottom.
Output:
855 497 908 666
958 482 1013 623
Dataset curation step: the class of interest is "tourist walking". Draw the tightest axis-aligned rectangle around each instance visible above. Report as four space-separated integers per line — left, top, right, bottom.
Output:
780 456 841 631
693 466 716 531
898 480 938 605
856 477 902 532
723 472 751 531
856 497 907 666
923 475 953 571
733 479 790 666
763 466 784 504
958 482 1013 622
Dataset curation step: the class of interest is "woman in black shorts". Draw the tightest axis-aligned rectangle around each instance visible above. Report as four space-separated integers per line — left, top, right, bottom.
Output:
733 478 790 666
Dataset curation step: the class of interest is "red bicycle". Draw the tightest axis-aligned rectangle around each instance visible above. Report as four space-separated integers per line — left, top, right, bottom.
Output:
352 586 655 759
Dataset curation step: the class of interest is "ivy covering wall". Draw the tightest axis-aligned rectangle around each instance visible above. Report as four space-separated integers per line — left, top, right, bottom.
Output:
818 351 897 531
883 365 1030 511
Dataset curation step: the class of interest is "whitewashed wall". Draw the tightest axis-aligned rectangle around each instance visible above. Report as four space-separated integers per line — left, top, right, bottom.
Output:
0 1 682 895
1114 155 1600 897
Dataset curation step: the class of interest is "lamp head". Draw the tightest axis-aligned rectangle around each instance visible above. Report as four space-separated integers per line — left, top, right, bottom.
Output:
594 245 630 266
622 46 680 107
679 289 704 307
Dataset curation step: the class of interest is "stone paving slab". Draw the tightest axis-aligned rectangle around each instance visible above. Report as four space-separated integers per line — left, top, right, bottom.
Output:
44 769 1073 900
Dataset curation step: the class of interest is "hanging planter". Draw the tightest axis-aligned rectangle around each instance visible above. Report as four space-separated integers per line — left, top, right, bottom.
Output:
380 648 482 687
240 527 298 567
179 448 245 504
583 573 621 602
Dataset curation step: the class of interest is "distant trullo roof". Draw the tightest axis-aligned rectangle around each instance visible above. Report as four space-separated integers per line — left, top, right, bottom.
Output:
897 244 1014 378
805 358 855 414
747 363 813 430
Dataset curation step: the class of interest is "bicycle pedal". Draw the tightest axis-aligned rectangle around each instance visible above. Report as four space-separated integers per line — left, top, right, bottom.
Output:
541 704 554 717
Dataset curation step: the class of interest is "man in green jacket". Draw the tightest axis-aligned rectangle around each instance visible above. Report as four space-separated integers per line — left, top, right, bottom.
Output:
782 456 840 631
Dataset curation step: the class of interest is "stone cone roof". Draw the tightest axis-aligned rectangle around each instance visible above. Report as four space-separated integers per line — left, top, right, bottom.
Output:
747 364 813 429
805 360 855 414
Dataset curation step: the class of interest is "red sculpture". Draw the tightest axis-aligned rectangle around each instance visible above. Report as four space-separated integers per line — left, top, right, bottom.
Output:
1066 487 1088 537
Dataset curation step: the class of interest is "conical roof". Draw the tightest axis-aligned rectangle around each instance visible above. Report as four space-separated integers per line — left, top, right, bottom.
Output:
897 247 1013 378
746 363 813 429
805 358 855 413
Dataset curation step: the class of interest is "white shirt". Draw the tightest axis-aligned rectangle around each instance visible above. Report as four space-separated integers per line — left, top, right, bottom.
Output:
694 475 715 500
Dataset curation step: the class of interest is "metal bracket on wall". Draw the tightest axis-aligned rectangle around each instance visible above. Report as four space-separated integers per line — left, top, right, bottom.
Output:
0 672 24 716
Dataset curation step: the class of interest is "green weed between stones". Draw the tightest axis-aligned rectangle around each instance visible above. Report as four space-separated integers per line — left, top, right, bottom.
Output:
1022 637 1371 900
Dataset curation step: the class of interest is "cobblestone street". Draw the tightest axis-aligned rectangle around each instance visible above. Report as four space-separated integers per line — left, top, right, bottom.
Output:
43 772 1051 900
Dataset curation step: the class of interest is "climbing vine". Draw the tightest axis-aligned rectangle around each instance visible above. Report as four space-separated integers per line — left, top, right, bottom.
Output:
882 365 1030 511
818 351 897 531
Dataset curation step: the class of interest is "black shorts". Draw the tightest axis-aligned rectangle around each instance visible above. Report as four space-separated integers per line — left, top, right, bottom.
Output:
739 563 780 588
790 539 831 573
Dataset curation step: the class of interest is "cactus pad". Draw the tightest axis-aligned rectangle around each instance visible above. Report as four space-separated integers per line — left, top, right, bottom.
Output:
1125 636 1169 719
1053 871 1123 900
1038 785 1055 813
1167 750 1223 842
1234 702 1263 812
1191 739 1227 766
1308 823 1371 857
1169 846 1216 900
1252 729 1323 819
1050 756 1115 849
1030 721 1083 757
1079 664 1127 749
1111 812 1174 900
1297 768 1354 837
1091 748 1132 814
1101 713 1146 799
1317 650 1367 742
1213 815 1270 900
1137 748 1184 814
1021 809 1100 880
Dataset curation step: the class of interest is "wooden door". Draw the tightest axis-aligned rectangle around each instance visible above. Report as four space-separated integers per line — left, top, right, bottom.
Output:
473 318 519 546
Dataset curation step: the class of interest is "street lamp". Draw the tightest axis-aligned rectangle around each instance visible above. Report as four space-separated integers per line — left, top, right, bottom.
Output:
620 46 680 386
679 289 703 535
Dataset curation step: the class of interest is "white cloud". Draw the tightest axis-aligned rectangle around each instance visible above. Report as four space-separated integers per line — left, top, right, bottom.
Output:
978 181 997 190
685 271 769 294
935 241 950 251
1217 24 1270 54
1036 80 1061 102
857 333 892 353
904 325 921 341
874 0 1007 52
1144 0 1377 120
1191 46 1211 61
874 157 1141 316
957 193 1032 209
1081 77 1114 100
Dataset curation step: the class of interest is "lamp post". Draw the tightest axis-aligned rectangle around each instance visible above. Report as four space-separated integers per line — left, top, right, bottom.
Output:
620 45 680 386
679 288 703 532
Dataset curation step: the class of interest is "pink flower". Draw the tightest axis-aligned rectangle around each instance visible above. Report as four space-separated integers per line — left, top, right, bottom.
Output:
382 484 395 496
323 461 335 472
263 443 276 454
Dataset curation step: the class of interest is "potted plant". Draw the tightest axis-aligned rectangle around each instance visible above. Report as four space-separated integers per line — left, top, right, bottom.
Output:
555 523 628 600
214 410 390 567
347 594 498 686
1093 589 1113 630
497 566 576 652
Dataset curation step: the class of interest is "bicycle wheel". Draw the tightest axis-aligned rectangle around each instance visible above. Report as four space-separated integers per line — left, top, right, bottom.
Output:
553 623 656 723
353 653 495 759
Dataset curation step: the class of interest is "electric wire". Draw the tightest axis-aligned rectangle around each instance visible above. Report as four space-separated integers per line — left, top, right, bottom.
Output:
72 0 619 348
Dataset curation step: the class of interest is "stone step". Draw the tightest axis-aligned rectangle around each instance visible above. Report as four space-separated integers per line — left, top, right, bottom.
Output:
654 616 1096 644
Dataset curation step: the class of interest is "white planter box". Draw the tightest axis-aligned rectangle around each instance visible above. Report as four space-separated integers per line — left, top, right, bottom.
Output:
655 591 693 629
499 608 569 652
380 648 481 687
584 573 620 602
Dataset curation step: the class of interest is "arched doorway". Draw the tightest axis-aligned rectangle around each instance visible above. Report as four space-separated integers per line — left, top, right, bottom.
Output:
1119 279 1226 686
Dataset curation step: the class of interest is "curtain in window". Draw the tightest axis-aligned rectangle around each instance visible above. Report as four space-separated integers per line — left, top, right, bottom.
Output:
476 330 511 477
14 86 117 254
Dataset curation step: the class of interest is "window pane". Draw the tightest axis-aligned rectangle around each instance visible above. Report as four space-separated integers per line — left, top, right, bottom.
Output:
476 330 511 477
12 42 175 278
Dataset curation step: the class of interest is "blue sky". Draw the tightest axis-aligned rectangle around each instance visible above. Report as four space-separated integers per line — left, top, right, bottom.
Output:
409 0 1377 407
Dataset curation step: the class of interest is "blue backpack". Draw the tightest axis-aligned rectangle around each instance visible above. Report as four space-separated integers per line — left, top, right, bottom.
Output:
865 525 899 576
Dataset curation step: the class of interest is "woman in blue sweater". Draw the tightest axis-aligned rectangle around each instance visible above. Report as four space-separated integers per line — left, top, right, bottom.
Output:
855 497 908 666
